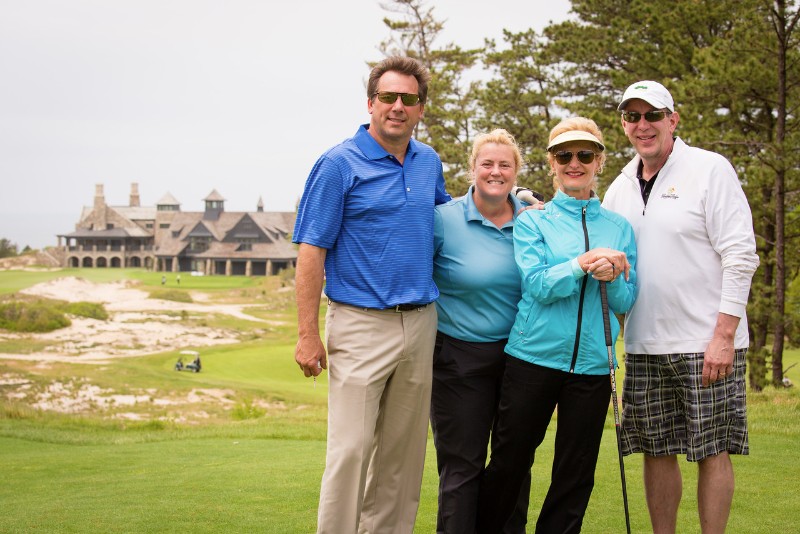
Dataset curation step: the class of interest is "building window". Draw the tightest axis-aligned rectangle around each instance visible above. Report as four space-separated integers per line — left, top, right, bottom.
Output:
106 224 114 230
190 236 210 252
238 243 252 251
145 223 153 229
159 223 170 229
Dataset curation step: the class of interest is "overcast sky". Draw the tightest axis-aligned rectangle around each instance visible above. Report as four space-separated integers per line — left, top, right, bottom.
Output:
0 0 570 250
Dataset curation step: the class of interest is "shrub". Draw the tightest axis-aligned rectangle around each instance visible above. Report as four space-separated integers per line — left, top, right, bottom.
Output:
0 298 109 333
149 289 193 303
231 399 265 420
278 266 296 287
0 301 71 332
65 301 109 321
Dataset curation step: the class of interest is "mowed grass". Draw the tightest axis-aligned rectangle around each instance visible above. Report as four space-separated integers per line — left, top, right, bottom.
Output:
1 269 799 532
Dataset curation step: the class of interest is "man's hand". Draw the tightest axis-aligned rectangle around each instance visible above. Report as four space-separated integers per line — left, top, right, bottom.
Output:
701 313 739 387
516 201 545 214
295 243 327 379
295 334 327 377
513 186 545 214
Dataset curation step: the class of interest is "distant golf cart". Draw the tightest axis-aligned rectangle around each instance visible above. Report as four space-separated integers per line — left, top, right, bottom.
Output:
174 350 202 373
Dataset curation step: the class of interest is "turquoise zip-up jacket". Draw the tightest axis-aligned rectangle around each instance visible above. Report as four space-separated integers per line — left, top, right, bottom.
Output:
505 190 638 375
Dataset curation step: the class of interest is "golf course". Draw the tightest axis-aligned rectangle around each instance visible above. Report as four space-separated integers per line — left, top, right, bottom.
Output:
1 268 798 533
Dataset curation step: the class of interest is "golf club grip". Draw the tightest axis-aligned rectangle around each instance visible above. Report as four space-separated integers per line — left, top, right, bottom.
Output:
599 281 613 347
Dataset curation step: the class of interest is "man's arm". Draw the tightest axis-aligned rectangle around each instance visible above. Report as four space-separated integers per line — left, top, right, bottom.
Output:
702 158 758 387
295 243 327 377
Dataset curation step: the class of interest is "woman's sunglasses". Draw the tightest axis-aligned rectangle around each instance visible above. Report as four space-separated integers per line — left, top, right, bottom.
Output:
373 91 421 106
621 110 671 123
553 150 597 165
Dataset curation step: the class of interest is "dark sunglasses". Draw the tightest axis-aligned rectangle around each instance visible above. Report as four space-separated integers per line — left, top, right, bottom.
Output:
621 110 671 123
553 150 597 165
373 91 421 106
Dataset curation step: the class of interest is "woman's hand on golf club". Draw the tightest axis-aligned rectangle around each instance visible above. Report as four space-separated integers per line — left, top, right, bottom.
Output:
578 248 630 281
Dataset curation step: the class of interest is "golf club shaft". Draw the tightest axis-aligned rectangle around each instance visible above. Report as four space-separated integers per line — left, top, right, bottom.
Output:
600 281 632 534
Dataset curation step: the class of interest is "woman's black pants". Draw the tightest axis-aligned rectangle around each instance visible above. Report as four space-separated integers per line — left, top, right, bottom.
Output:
477 356 611 534
430 333 531 534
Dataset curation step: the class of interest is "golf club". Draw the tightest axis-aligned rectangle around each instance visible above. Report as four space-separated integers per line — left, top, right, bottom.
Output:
599 280 631 534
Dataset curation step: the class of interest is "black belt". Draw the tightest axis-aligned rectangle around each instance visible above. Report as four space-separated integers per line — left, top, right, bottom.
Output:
329 300 429 312
387 303 429 312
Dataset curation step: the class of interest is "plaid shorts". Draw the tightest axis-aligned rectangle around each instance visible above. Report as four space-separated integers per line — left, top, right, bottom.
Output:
620 349 749 462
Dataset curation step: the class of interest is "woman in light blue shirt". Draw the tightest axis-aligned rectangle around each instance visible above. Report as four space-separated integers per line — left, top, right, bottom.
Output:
431 129 536 533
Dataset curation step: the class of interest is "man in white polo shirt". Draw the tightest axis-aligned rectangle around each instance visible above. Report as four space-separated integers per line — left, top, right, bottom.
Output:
603 80 759 534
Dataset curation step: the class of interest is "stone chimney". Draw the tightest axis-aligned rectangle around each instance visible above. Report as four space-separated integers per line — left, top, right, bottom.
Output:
93 184 107 230
129 182 140 207
94 184 105 211
257 196 264 212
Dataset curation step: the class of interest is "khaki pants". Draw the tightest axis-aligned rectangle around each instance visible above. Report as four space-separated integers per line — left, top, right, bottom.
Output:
317 302 437 534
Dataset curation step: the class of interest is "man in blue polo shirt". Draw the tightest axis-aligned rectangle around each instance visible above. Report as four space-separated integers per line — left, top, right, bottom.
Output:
293 56 450 534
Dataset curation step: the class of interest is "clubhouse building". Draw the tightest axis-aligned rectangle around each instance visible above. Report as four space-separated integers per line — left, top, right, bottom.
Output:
57 183 297 276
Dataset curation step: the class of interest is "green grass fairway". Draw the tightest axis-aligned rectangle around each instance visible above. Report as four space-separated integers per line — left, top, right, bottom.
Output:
1 269 799 532
0 268 266 296
0 437 324 533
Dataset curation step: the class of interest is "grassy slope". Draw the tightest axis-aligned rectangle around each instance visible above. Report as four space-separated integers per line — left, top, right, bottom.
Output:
1 269 798 532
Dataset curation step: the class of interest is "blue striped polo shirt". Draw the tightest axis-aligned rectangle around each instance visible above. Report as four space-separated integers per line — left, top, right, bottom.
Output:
293 124 450 308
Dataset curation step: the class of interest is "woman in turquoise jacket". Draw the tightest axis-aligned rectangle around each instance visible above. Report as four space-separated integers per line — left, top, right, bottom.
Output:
477 118 638 534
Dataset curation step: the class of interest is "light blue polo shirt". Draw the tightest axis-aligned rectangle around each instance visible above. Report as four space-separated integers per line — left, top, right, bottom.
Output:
433 186 524 342
293 124 450 308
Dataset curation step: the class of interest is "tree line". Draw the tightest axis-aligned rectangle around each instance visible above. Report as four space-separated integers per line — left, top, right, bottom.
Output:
0 238 20 258
376 0 799 390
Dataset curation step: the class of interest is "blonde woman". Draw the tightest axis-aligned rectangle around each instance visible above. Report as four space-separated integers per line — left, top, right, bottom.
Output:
477 118 638 533
431 129 536 533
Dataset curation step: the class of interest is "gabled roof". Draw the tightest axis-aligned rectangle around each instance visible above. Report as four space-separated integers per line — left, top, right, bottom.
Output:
187 221 214 237
157 192 181 206
153 210 296 258
75 204 155 230
248 211 294 236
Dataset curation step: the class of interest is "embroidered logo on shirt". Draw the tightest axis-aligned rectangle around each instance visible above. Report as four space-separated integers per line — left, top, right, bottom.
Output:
661 186 679 200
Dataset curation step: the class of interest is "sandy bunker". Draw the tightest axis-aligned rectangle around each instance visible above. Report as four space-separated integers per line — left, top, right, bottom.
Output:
0 276 268 363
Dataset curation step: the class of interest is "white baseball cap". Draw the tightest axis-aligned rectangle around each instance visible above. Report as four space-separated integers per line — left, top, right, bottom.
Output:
618 80 675 112
547 130 605 152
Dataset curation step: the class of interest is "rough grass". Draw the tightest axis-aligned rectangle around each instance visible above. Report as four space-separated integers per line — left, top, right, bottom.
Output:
148 288 193 303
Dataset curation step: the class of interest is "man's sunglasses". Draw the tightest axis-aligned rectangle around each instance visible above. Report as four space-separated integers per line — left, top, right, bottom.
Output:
373 91 421 106
621 110 671 123
553 150 597 165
